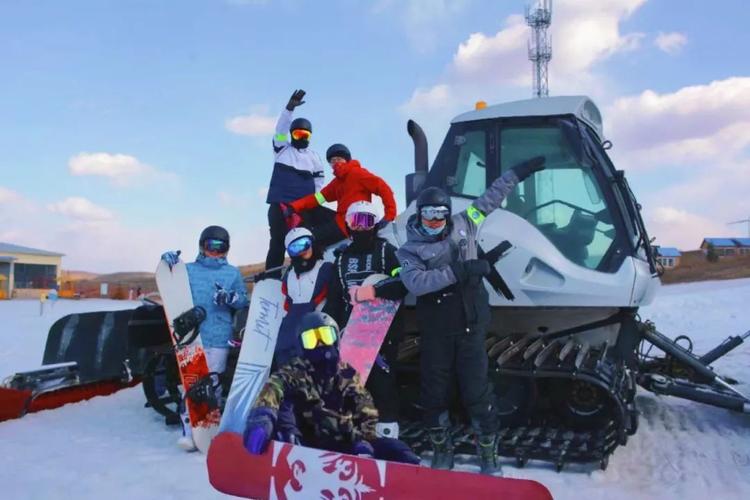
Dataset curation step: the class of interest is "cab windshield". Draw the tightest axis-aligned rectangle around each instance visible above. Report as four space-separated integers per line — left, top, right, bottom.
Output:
425 117 630 272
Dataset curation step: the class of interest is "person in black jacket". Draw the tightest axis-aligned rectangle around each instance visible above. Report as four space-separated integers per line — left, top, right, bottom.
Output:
323 201 407 439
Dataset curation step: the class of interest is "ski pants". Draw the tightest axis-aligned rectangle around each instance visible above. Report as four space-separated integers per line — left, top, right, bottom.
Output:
365 332 400 423
420 328 497 434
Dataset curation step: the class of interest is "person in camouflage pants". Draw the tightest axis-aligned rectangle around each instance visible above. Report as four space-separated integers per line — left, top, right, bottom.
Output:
243 312 419 463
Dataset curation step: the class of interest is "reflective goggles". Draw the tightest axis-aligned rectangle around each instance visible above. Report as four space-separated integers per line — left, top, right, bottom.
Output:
345 212 376 231
300 325 338 350
287 236 313 257
291 129 312 141
420 205 450 221
203 238 229 253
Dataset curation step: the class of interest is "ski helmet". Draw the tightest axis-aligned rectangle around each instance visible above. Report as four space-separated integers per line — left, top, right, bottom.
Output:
326 143 351 163
284 227 313 250
297 311 340 370
289 117 312 133
416 187 452 215
345 200 380 231
199 225 230 252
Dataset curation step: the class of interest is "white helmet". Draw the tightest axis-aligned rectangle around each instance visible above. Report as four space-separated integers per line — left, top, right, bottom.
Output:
345 201 381 229
284 227 313 249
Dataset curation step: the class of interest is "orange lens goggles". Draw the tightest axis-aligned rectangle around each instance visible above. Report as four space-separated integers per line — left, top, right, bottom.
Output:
300 326 338 350
291 129 312 141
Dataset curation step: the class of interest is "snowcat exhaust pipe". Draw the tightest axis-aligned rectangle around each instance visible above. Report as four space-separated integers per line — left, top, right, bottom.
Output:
405 119 428 206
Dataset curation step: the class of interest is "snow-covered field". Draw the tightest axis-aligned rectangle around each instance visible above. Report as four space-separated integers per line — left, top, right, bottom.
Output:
1 281 750 500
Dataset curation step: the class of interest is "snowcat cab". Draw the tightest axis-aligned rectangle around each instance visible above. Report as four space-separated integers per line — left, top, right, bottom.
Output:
386 96 750 471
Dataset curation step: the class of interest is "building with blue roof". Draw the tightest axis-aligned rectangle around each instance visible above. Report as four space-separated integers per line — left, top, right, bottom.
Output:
700 238 750 258
656 247 682 269
0 242 64 299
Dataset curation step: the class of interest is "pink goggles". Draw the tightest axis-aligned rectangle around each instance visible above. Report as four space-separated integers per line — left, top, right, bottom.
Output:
346 212 376 231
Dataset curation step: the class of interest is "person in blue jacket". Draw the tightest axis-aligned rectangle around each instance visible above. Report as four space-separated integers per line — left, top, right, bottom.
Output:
161 225 249 451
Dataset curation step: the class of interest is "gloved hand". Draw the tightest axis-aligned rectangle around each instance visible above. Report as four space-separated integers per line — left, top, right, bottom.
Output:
372 437 421 465
349 285 376 303
160 250 181 271
213 283 239 307
280 203 296 219
351 440 375 457
510 155 546 182
243 407 276 455
451 259 491 284
286 89 306 111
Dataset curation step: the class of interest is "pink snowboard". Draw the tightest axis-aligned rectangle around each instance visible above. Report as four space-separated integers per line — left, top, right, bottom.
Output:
340 276 400 383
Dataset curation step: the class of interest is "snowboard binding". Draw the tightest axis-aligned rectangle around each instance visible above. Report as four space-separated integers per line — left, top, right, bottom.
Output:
185 372 223 410
171 306 206 346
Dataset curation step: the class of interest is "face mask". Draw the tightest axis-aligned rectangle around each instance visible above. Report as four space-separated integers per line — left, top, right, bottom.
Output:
350 230 376 248
291 138 309 150
291 255 315 274
421 221 446 236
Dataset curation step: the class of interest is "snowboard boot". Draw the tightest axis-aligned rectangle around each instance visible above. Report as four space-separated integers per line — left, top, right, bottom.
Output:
428 427 454 470
476 433 502 476
177 414 197 452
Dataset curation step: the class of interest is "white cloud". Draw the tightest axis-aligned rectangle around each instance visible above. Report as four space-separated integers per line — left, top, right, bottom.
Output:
401 0 648 117
644 206 728 250
0 186 23 204
226 112 277 137
47 197 114 221
606 77 750 168
373 0 471 52
654 31 687 55
68 152 173 187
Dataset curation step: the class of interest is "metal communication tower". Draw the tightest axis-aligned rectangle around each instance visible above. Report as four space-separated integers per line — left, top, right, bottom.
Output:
526 0 552 98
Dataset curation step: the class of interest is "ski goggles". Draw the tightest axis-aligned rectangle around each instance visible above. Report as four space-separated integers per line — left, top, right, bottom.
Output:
300 325 338 350
291 129 312 141
345 212 376 231
420 205 450 221
287 236 313 257
203 238 229 253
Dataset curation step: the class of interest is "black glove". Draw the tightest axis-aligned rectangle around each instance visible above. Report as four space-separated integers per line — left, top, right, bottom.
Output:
286 89 306 111
510 156 546 182
451 259 491 284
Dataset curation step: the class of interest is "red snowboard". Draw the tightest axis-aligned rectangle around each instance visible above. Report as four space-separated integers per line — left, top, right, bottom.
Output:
207 433 552 500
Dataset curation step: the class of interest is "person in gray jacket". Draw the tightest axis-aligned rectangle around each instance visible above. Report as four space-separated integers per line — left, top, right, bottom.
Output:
396 156 545 475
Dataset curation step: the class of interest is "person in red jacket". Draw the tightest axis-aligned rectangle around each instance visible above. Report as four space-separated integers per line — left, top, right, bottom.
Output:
284 144 397 248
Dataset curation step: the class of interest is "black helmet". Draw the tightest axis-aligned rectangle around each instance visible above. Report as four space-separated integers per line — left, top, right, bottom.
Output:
296 311 339 340
326 143 351 163
416 187 451 214
199 225 230 249
289 117 312 133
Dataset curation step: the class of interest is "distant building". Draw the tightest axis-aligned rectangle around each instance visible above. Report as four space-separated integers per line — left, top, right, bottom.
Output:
700 238 750 258
0 242 64 299
656 247 682 269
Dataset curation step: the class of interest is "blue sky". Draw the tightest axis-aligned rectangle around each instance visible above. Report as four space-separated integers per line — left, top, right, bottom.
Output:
1 0 749 272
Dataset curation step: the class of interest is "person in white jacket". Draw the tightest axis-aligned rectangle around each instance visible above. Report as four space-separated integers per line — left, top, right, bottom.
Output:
264 89 326 278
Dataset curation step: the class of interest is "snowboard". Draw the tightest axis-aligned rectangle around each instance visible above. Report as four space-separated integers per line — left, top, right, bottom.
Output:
207 434 553 500
220 278 284 434
155 259 220 452
339 274 400 383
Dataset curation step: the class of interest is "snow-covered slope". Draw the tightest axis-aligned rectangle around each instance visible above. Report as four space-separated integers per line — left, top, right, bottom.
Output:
1 279 749 500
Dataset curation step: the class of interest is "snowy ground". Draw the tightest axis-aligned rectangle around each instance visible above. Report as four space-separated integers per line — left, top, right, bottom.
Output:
1 281 750 500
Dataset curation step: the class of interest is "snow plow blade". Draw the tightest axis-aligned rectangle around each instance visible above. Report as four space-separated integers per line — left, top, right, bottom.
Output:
207 432 553 500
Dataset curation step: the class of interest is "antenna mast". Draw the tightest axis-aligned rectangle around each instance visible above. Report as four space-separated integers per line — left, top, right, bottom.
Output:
728 216 750 237
526 0 552 98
